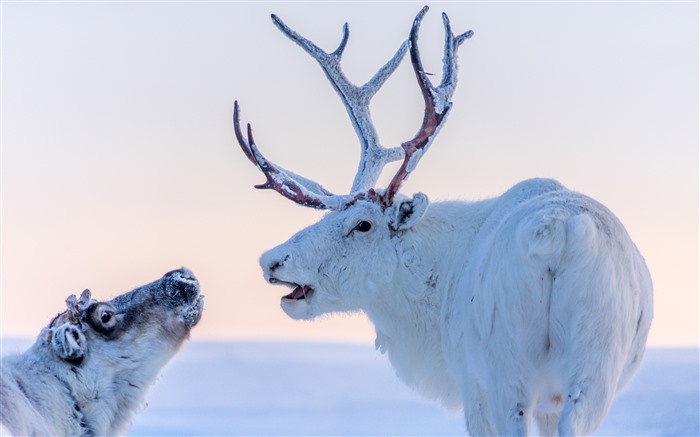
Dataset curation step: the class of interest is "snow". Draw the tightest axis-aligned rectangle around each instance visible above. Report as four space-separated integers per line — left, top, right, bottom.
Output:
2 339 698 436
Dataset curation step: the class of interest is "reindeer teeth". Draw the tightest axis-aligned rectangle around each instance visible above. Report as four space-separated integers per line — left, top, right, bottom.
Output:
284 285 314 301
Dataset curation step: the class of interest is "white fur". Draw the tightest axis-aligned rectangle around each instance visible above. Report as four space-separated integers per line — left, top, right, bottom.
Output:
0 268 204 436
259 178 653 436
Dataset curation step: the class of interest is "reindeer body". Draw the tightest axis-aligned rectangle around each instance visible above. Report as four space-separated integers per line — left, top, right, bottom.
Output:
259 177 652 435
443 178 652 435
234 8 652 435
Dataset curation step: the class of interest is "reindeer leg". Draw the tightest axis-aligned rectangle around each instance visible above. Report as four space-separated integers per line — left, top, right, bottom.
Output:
486 375 534 436
535 412 560 436
461 380 498 437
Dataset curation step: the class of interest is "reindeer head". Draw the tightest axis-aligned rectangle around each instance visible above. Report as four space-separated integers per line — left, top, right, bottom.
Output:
33 270 203 435
43 268 204 365
235 7 471 319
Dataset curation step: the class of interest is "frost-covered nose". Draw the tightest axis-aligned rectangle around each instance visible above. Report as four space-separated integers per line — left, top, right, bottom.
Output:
259 248 290 283
161 267 200 303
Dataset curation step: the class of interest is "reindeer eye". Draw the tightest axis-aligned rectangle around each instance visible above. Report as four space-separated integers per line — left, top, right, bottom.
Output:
93 305 117 329
354 221 372 233
101 311 112 324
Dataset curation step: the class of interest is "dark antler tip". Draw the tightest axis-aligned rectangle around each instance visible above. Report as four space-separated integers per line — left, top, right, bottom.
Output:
246 123 255 141
455 30 474 46
412 6 429 35
270 14 285 30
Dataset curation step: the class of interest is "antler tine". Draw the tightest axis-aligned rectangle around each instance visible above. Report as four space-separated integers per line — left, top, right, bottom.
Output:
380 6 472 207
233 101 354 210
271 14 409 194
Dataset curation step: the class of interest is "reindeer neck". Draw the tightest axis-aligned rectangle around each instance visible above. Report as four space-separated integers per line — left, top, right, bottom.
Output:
2 345 88 436
365 198 497 408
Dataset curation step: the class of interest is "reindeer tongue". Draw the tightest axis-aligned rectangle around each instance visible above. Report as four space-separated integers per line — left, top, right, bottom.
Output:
286 285 313 300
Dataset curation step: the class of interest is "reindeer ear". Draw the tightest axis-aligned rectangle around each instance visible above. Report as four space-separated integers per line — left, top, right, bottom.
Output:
51 324 87 363
387 192 429 233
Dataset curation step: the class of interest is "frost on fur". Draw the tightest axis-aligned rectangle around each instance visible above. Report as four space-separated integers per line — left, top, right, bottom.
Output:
234 7 653 436
0 268 204 436
50 323 87 362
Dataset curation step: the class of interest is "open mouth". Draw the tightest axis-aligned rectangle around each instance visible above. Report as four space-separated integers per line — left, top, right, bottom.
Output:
282 284 314 301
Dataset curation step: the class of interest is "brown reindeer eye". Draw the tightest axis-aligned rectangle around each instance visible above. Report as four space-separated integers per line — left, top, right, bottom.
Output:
354 221 372 232
94 305 117 329
101 311 112 324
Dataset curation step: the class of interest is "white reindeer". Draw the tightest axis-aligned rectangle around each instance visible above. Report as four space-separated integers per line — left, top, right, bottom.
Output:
233 7 653 436
0 268 204 436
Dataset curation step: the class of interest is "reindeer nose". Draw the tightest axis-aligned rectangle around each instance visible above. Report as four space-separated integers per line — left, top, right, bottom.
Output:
162 267 200 303
171 267 197 283
260 251 290 281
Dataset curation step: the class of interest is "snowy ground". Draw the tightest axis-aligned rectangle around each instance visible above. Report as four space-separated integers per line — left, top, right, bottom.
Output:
2 340 698 436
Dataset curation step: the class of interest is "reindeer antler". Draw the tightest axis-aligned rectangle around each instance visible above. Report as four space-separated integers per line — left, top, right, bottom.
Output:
45 289 94 334
379 7 473 207
270 14 408 194
234 102 356 210
234 7 471 210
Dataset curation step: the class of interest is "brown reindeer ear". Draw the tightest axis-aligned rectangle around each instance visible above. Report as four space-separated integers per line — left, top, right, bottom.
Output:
387 193 429 233
50 323 87 363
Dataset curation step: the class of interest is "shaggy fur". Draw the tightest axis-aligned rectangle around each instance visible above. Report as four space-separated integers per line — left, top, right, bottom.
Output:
258 178 653 436
0 268 204 436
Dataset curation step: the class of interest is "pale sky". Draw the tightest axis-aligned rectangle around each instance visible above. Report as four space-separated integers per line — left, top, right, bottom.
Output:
2 2 698 347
